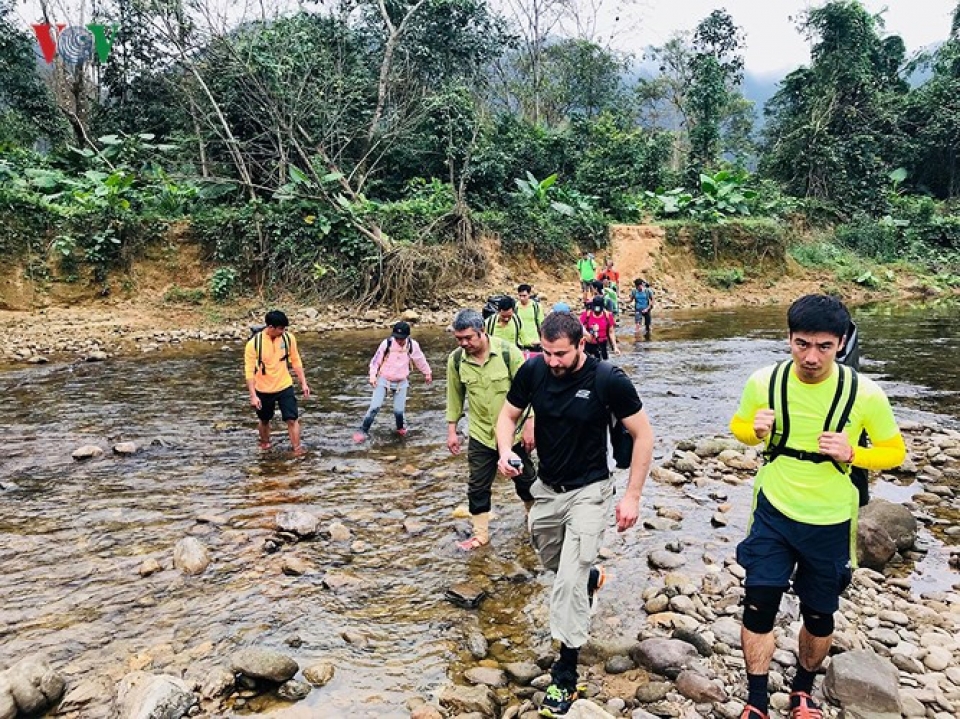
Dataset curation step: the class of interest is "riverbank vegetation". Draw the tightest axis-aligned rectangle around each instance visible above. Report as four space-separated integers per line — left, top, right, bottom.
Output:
1 0 959 308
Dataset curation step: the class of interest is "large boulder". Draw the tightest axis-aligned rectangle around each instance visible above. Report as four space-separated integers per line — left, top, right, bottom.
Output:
629 638 698 678
823 649 901 718
116 672 195 719
858 499 917 552
0 676 16 719
856 518 897 570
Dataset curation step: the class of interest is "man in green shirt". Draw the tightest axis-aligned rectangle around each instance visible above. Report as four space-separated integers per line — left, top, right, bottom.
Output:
447 309 536 550
515 283 543 355
576 251 597 303
484 296 523 349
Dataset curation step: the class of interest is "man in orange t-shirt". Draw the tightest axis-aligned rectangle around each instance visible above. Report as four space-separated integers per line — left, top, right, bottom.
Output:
244 310 311 454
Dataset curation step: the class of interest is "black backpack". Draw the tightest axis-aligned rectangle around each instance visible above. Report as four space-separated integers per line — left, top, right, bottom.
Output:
482 295 509 319
595 362 634 469
250 326 291 375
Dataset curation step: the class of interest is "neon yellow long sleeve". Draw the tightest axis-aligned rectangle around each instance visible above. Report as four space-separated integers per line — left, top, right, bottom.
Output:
730 414 762 446
852 434 906 471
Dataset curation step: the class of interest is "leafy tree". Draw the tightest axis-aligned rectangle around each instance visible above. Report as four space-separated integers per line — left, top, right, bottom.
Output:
761 0 908 215
0 0 68 145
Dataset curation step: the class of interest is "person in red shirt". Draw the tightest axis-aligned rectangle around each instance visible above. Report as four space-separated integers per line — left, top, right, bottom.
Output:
578 296 620 360
597 258 620 289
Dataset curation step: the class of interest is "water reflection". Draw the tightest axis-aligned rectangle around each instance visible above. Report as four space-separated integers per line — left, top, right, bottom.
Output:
0 299 957 714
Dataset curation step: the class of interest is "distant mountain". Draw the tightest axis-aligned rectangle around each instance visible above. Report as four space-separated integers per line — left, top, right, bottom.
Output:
741 72 783 120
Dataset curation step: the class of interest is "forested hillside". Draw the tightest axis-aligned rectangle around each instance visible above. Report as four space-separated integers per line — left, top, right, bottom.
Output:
1 0 958 308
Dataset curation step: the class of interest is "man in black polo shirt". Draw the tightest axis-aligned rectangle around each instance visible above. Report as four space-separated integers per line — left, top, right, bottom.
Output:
496 312 654 717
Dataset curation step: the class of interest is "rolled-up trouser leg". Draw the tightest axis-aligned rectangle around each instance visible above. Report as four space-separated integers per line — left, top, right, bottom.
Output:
530 479 614 648
360 378 388 432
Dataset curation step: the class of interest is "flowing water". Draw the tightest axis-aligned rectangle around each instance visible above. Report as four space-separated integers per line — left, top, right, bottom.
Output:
1 300 958 717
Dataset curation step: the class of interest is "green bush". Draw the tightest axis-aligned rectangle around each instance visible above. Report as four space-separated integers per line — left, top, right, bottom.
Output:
164 285 205 304
661 218 788 262
705 267 745 289
209 267 239 302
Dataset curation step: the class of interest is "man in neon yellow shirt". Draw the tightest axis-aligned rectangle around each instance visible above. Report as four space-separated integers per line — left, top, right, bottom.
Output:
515 283 543 355
484 296 523 349
729 295 905 719
575 251 596 303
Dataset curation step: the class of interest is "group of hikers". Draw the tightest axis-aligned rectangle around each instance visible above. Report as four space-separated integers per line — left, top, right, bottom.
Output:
242 291 906 719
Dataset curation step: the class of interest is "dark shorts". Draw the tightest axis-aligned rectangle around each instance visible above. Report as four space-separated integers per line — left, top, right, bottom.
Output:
736 491 852 613
255 386 299 422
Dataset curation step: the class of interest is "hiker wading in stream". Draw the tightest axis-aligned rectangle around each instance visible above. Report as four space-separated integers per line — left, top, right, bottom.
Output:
496 311 654 717
244 310 311 455
446 309 536 551
730 294 906 719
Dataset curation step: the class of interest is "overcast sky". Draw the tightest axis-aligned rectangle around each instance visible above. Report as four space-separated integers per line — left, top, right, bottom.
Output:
14 0 960 77
615 0 958 76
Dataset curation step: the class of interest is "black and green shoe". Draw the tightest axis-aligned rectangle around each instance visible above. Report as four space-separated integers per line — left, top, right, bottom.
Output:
540 683 578 717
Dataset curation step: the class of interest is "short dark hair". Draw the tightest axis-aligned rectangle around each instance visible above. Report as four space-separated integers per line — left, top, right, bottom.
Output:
787 294 850 339
541 310 583 345
265 310 289 328
591 280 604 292
497 296 516 311
517 283 532 294
634 278 643 288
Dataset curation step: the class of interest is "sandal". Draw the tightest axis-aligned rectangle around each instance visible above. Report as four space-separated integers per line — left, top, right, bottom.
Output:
456 536 489 551
789 692 823 719
258 441 272 450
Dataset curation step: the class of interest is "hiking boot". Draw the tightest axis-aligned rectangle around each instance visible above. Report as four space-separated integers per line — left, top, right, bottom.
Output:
396 427 408 437
587 565 606 609
739 706 769 719
539 683 577 717
789 691 823 719
352 432 367 444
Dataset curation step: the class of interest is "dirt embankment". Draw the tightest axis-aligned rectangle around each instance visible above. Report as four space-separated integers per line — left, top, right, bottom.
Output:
0 224 949 365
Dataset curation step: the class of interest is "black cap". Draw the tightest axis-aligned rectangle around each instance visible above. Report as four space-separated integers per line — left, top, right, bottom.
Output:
392 321 411 339
591 296 605 310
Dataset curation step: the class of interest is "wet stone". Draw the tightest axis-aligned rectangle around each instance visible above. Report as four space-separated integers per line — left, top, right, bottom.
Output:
648 550 686 570
72 445 104 460
503 662 540 685
466 632 489 660
464 667 506 687
604 655 635 674
276 679 311 701
302 663 335 687
230 649 298 683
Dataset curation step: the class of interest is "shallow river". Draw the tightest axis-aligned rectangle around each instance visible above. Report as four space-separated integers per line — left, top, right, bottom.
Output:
1 300 957 717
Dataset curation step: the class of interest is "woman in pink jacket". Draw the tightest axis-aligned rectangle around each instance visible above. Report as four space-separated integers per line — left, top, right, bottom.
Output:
353 322 432 442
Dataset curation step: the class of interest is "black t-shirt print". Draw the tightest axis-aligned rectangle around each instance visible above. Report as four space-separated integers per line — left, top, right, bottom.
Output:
507 356 643 488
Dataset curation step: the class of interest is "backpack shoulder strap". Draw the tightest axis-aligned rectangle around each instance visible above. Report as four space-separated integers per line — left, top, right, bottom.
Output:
594 361 616 416
484 315 496 334
767 360 793 453
502 343 513 381
512 315 522 344
254 331 263 374
834 366 859 433
453 347 464 376
533 300 542 331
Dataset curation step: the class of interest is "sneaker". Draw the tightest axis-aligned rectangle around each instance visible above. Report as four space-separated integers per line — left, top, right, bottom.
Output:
539 683 577 717
789 691 823 719
396 427 408 437
587 565 606 609
740 706 769 719
352 432 367 444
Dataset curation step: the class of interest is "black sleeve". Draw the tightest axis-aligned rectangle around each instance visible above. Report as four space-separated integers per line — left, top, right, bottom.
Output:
506 356 538 410
607 366 643 420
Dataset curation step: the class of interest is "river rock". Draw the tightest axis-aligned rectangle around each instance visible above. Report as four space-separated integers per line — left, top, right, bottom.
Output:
466 632 489 660
438 684 497 716
859 499 917 551
717 450 757 470
303 662 335 687
139 559 162 577
275 510 319 538
57 676 114 715
327 521 351 542
116 672 194 719
672 629 713 657
675 670 727 703
281 555 315 576
277 679 311 701
564 700 617 718
711 617 742 649
200 668 235 699
635 681 672 703
230 648 298 683
604 655 635 674
113 442 139 455
856 518 896 570
695 438 742 457
649 549 687 570
4 656 65 715
504 662 541 685
464 667 507 687
72 445 104 460
410 705 443 719
823 649 901 716
630 638 698 677
651 466 688 486
172 537 210 575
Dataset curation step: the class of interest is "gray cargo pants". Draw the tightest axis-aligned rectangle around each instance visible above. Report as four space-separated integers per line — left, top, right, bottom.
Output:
528 477 614 648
